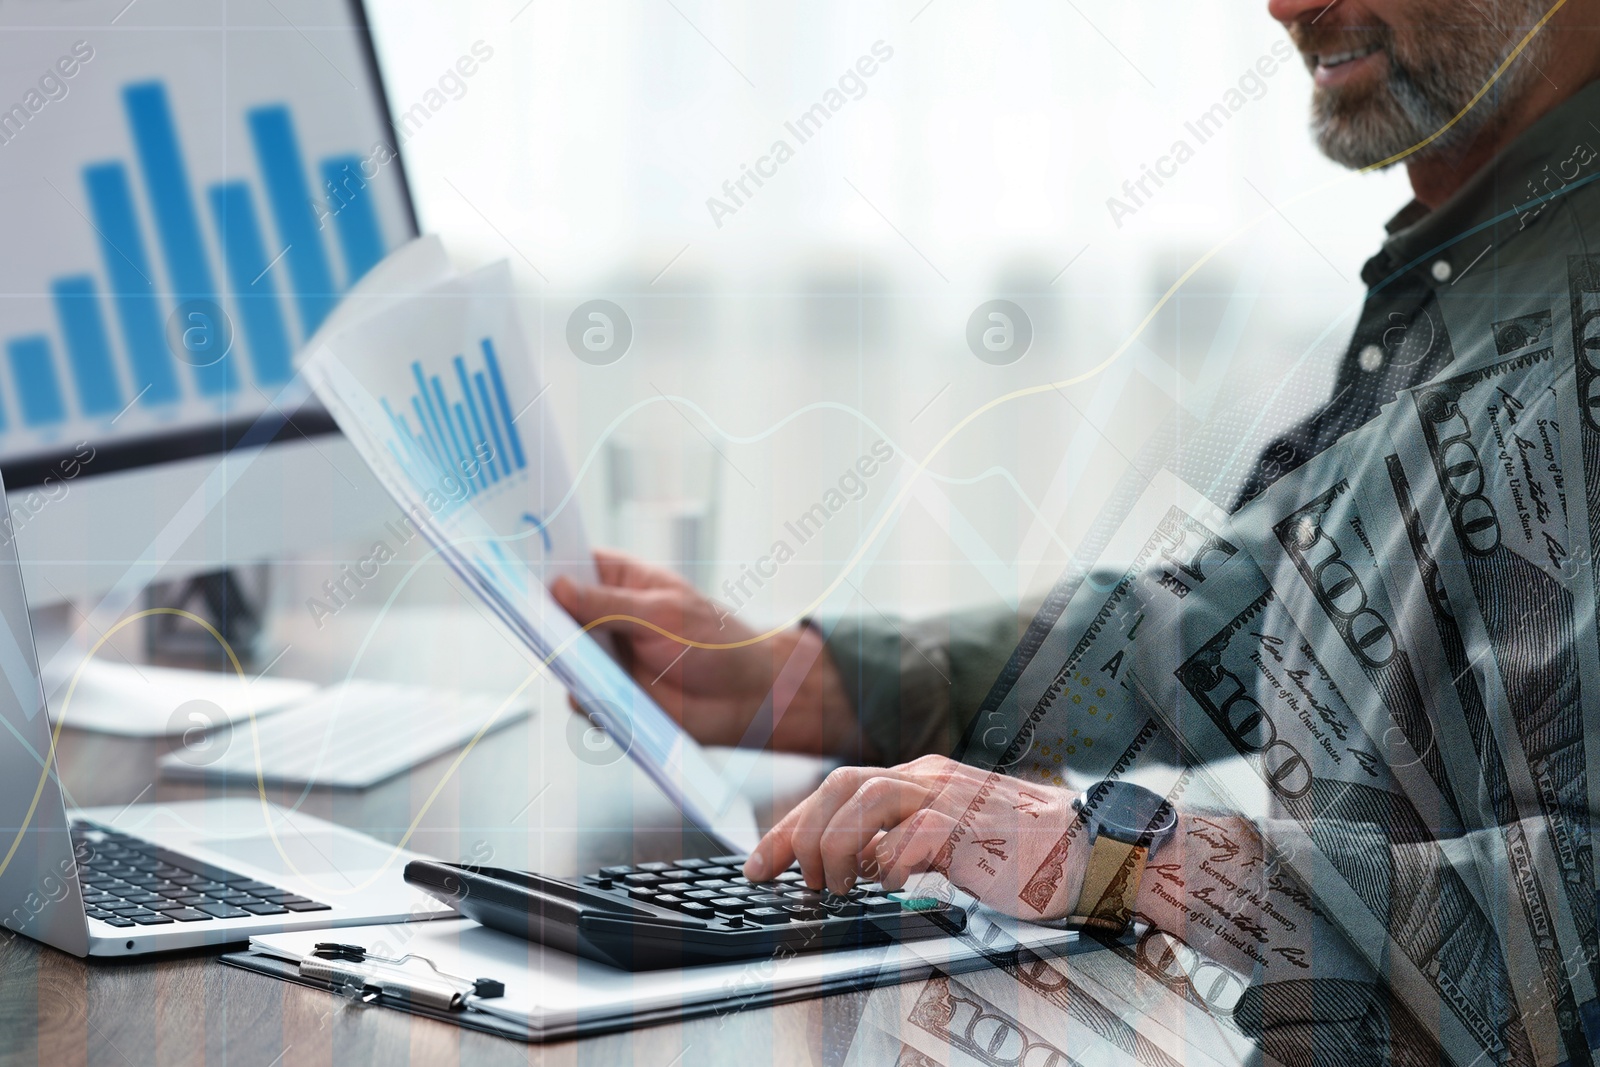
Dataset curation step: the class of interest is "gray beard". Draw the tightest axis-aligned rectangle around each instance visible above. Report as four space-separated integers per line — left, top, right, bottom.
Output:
1311 8 1550 170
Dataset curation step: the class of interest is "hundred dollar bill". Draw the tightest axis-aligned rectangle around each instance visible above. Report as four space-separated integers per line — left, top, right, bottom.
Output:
956 467 1244 791
1229 424 1473 836
1230 412 1598 1059
1388 317 1600 991
1558 254 1600 951
847 892 1244 1067
1365 436 1600 1043
859 969 1189 1067
1130 516 1545 1067
938 470 1482 1062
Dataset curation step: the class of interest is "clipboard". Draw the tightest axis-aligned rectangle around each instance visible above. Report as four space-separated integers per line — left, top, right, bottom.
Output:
220 899 1105 1042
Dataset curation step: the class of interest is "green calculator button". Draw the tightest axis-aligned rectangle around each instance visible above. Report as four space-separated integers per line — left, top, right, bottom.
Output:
887 893 940 911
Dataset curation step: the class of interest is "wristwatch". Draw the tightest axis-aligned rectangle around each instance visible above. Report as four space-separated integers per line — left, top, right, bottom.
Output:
1066 780 1177 933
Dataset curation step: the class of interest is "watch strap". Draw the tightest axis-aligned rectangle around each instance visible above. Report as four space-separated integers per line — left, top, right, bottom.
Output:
1066 833 1147 932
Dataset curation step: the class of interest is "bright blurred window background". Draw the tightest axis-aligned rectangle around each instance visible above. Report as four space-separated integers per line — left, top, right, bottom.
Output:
364 0 1411 622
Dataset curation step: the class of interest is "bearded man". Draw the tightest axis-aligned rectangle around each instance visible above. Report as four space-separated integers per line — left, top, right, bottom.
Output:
556 1 1600 1059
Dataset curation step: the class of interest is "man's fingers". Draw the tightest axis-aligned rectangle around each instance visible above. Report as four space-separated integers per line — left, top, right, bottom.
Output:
788 767 912 889
874 809 960 891
551 578 659 632
593 547 690 592
746 766 895 882
816 778 931 894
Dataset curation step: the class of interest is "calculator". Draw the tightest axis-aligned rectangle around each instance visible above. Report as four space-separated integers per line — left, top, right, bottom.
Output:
404 856 967 970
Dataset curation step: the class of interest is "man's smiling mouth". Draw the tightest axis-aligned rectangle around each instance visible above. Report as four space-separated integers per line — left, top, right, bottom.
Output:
1315 43 1382 69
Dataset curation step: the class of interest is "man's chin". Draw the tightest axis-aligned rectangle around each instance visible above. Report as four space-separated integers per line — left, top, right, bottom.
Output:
1312 104 1421 171
1315 127 1413 170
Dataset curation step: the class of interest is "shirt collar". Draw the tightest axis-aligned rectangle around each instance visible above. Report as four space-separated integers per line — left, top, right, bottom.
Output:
1363 77 1600 287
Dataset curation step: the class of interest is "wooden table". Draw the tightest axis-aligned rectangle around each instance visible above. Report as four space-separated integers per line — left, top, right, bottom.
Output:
0 597 864 1067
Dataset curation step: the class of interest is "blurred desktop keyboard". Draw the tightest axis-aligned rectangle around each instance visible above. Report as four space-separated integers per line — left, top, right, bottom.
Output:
158 680 531 789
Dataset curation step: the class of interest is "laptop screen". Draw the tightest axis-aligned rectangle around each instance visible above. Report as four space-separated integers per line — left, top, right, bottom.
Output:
0 466 85 953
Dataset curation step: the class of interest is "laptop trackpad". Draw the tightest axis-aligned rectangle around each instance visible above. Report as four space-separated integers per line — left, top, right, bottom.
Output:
197 830 398 876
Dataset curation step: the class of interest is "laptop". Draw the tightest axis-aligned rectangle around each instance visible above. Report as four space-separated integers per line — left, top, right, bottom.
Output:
0 476 455 956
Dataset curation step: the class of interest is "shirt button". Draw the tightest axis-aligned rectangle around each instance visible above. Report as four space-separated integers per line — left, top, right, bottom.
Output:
1430 259 1452 282
1358 344 1385 372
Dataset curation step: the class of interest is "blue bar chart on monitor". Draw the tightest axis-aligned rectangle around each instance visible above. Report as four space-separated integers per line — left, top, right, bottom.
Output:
0 14 413 464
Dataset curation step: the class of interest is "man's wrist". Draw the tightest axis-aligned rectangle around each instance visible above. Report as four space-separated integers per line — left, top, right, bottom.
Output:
772 625 877 760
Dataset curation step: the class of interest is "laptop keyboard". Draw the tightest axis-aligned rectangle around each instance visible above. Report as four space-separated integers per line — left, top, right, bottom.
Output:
72 823 329 928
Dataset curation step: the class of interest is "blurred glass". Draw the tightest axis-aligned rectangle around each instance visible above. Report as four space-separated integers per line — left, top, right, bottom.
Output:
604 434 723 592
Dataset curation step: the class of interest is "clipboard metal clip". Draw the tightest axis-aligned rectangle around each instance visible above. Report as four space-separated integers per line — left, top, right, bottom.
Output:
296 942 505 1012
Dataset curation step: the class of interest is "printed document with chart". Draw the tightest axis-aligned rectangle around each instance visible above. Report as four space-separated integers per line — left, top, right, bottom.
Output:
297 242 753 851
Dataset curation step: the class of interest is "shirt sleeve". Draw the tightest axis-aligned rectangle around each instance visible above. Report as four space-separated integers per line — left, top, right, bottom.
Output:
815 600 1038 765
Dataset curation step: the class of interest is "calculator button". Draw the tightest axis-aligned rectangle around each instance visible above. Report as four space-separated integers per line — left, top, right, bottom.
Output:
635 862 673 873
679 902 715 918
684 889 721 900
651 894 687 908
599 866 634 877
747 893 787 906
775 872 804 883
745 907 791 925
708 855 746 867
781 904 825 920
626 886 660 900
721 886 757 897
857 896 903 915
657 882 696 894
709 897 751 911
675 859 711 869
698 866 739 878
695 879 732 890
660 870 696 881
622 873 663 886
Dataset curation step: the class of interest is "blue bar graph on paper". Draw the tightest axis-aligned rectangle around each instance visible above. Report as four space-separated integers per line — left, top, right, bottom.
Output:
7 336 66 427
50 277 123 416
480 338 527 469
383 340 529 501
430 374 472 484
322 157 385 288
411 395 451 485
474 371 512 478
456 357 499 484
249 105 337 337
83 163 180 406
209 181 293 386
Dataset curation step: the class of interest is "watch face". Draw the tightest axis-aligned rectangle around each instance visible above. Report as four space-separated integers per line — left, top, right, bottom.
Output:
1078 781 1177 846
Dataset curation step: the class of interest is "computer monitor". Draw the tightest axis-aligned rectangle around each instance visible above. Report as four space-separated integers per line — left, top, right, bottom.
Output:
0 0 417 611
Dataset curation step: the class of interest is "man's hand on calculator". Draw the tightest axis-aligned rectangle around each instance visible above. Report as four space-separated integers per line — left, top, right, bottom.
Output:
743 755 1086 922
